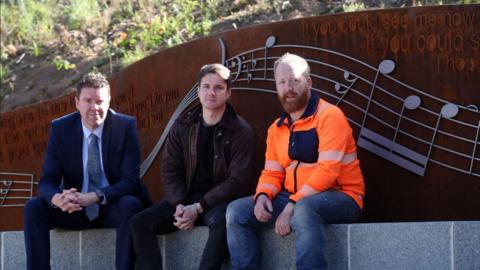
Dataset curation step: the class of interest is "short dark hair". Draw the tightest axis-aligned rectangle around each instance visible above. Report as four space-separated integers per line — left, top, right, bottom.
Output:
76 72 110 96
197 63 231 89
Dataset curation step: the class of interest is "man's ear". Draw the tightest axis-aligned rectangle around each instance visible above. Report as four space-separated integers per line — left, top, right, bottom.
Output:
226 88 232 99
307 76 312 89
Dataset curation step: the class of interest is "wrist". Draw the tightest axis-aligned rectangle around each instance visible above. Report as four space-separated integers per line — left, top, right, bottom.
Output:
255 193 269 203
284 202 295 213
51 194 60 208
95 190 105 204
194 202 203 214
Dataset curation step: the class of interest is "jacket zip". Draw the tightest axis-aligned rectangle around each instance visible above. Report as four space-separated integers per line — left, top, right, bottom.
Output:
289 123 299 193
293 161 300 193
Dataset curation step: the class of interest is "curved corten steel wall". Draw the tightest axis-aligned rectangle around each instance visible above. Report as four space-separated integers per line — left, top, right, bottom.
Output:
1 5 479 230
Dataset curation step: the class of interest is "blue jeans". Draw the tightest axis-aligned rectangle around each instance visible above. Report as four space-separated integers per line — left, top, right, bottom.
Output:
226 190 361 270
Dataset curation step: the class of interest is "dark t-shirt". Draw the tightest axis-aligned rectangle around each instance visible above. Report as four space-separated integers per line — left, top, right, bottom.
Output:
190 121 217 195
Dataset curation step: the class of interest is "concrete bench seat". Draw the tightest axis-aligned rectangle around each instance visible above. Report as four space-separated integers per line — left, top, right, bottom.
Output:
1 221 479 270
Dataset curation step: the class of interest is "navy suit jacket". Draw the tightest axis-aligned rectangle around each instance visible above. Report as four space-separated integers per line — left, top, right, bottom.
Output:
39 109 151 206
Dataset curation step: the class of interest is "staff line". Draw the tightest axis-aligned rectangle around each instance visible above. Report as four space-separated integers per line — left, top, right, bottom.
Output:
233 86 480 165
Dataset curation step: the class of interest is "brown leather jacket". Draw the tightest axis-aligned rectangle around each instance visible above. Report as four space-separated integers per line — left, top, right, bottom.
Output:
161 103 256 211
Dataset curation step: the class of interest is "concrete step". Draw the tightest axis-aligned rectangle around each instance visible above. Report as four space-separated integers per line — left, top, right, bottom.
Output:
1 221 479 270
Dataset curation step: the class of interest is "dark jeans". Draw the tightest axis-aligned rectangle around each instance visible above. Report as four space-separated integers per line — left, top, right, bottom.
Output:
130 199 229 270
226 190 361 270
23 196 143 270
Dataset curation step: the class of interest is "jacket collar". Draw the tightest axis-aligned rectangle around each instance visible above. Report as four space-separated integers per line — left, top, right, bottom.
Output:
277 90 319 127
180 103 241 131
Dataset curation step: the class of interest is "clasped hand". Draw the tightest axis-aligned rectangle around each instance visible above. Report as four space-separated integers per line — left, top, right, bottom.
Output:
173 204 198 230
51 188 99 213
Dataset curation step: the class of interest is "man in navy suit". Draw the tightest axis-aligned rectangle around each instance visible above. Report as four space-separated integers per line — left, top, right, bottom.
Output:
23 72 150 270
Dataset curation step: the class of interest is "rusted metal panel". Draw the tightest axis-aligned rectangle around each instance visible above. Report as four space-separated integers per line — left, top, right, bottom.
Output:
1 5 479 230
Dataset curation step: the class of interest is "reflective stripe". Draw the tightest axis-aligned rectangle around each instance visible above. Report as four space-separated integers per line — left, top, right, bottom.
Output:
342 152 357 164
318 151 357 165
318 151 344 162
264 160 285 172
257 183 279 194
297 184 316 196
287 160 298 170
299 162 316 168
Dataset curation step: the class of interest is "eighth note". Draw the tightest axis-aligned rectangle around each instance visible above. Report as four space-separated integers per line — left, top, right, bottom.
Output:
335 71 358 106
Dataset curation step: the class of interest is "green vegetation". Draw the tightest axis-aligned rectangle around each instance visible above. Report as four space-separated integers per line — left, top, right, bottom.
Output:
0 65 8 82
1 0 222 69
0 0 225 102
113 0 221 67
53 56 76 71
1 0 56 48
1 0 478 109
63 0 102 30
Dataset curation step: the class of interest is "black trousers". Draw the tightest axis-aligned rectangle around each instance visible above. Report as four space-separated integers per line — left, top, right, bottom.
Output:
130 199 229 270
23 196 143 270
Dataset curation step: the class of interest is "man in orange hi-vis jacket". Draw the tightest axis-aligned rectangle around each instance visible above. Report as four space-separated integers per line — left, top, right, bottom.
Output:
226 53 365 270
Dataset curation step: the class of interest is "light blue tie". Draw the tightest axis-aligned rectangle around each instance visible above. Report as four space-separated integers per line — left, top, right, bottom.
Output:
85 134 101 221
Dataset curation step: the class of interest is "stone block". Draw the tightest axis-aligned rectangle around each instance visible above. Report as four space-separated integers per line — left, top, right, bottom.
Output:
3 221 479 270
325 224 349 270
1 231 26 270
259 230 295 270
350 222 452 270
80 228 115 270
50 229 80 270
162 227 210 270
453 221 480 270
258 224 349 270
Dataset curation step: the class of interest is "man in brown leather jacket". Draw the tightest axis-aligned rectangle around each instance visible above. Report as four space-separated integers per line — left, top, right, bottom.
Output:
131 63 256 270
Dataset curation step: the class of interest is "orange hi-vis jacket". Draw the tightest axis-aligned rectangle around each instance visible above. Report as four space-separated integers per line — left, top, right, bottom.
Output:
255 93 365 208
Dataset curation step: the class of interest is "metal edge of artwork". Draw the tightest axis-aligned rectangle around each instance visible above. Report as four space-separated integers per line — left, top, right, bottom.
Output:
139 36 480 179
0 172 37 207
3 34 480 206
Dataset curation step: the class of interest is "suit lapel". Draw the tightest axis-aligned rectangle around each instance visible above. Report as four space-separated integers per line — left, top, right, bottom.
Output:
102 111 113 182
74 115 84 189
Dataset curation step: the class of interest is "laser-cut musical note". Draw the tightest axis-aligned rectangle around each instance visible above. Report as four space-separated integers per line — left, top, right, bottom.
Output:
231 56 243 82
361 59 396 128
467 105 479 112
425 103 460 164
358 128 430 176
247 52 257 83
264 36 276 79
335 71 358 106
356 59 434 176
392 95 422 143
